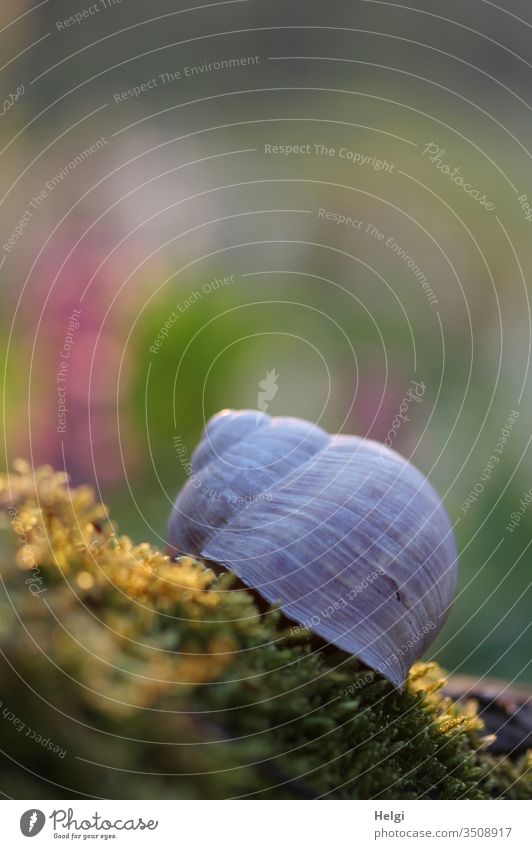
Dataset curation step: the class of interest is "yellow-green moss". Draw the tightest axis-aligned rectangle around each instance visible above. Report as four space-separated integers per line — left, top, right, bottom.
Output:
0 462 529 799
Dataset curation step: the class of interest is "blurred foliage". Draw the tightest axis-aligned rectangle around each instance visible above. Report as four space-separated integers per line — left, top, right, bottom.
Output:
1 0 531 701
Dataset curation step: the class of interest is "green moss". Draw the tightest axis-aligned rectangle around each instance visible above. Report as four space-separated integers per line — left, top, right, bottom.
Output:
0 462 529 799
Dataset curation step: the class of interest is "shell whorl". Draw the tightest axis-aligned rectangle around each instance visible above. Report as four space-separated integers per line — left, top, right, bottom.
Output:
168 409 458 688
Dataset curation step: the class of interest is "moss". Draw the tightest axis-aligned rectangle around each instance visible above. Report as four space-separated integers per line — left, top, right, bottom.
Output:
0 462 530 799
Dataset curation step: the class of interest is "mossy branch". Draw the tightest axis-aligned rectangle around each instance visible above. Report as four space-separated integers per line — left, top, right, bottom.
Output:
0 462 529 799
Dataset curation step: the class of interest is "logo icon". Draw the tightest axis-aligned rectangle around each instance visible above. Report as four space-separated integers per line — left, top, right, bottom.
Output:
20 810 46 837
257 369 279 414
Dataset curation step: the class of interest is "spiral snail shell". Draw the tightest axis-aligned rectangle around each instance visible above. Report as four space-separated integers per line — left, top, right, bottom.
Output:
168 409 458 687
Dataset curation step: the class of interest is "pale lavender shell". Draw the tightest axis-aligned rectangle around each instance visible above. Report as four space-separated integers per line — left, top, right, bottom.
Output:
168 409 458 687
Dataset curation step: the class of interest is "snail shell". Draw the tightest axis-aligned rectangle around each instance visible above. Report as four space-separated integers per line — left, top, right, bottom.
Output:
168 410 458 687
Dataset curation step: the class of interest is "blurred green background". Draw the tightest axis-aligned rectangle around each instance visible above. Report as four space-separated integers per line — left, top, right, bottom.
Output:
1 0 530 684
